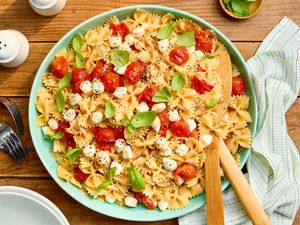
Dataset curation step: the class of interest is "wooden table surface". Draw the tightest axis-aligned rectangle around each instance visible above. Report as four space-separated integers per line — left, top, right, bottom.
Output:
0 0 299 224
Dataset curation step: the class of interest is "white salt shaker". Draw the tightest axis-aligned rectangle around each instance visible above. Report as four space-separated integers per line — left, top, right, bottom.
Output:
0 30 29 68
29 0 66 16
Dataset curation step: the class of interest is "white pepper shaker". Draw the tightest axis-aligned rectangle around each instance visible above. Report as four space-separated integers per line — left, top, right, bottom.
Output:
0 30 29 68
28 0 66 16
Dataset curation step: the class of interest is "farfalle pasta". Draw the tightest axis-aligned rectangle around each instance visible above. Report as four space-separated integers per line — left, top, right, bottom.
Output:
36 9 252 210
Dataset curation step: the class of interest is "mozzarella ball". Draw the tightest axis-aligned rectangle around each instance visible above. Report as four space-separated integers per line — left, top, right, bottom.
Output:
105 196 116 204
186 119 197 132
114 65 127 75
119 43 131 52
175 144 189 156
125 34 135 45
124 196 138 207
195 50 204 58
48 118 58 130
201 134 213 148
177 176 184 186
42 126 51 135
91 111 103 124
162 158 177 171
108 36 122 48
158 39 169 53
168 110 180 122
92 79 105 94
137 101 149 112
158 200 168 211
110 161 123 176
83 145 96 157
122 145 133 159
115 139 126 153
80 80 93 94
69 93 82 106
156 137 169 151
113 87 127 99
96 151 111 165
151 116 161 133
159 147 172 156
151 103 166 113
132 26 145 38
188 46 196 54
62 109 76 122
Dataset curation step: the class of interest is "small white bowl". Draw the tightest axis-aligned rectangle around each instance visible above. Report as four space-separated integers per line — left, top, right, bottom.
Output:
0 30 29 68
29 0 67 16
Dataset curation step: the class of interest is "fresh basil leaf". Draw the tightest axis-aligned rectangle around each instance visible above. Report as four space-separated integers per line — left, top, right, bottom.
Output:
64 147 82 163
176 30 195 47
227 1 234 11
200 53 215 61
207 99 218 109
56 90 65 112
108 167 117 182
157 21 176 40
121 118 136 133
152 86 171 103
105 101 115 119
127 167 145 191
75 53 85 69
96 181 110 191
224 0 231 4
131 111 156 128
72 34 84 53
171 72 186 91
44 133 64 140
110 50 130 68
58 73 71 90
231 0 250 16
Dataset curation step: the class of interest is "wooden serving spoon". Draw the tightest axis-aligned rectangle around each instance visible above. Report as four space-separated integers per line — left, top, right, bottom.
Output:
213 51 271 225
204 51 231 225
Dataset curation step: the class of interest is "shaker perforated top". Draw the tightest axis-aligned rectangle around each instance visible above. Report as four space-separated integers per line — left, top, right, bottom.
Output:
0 30 20 64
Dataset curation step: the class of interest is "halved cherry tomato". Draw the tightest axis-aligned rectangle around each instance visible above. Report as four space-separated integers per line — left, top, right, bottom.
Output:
157 110 170 137
195 30 213 53
170 120 190 137
169 46 189 66
136 87 155 106
92 127 124 150
195 65 205 72
101 70 123 93
110 22 130 41
57 121 76 149
133 192 156 210
189 129 198 138
174 163 197 182
232 76 245 96
50 56 69 79
192 76 214 94
90 60 106 80
96 142 113 151
124 60 147 84
71 69 89 93
75 167 90 182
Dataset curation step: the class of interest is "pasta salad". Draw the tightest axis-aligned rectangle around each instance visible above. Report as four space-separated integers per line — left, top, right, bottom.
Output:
36 9 252 210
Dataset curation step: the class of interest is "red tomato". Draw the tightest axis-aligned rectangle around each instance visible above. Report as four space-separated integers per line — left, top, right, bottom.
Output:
133 192 156 210
169 46 189 66
192 76 214 94
157 110 170 136
75 167 90 182
101 70 123 93
174 163 197 182
50 56 69 79
92 127 124 151
96 142 113 151
110 22 130 41
232 76 245 96
195 30 213 53
57 121 76 149
112 128 125 139
170 120 191 137
136 87 155 105
90 60 106 80
71 69 89 93
189 129 198 138
196 65 205 72
124 60 147 84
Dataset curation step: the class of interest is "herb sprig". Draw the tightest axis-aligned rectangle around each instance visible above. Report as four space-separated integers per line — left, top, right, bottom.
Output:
224 0 251 17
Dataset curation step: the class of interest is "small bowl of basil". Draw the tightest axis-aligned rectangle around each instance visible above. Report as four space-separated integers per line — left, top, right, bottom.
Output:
219 0 263 19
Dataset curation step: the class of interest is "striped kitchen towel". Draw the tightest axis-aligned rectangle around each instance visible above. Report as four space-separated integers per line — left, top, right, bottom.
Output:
179 17 300 225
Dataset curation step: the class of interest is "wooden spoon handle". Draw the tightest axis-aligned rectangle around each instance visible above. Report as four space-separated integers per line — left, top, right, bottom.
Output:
219 139 271 225
205 135 225 225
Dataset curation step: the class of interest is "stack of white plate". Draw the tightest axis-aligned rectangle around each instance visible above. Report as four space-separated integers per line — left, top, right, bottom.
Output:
0 186 69 225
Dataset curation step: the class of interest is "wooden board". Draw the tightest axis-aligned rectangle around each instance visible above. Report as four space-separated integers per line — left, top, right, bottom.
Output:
0 0 299 224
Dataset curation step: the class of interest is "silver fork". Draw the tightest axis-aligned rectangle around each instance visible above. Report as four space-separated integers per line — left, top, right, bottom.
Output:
0 97 24 136
0 123 27 162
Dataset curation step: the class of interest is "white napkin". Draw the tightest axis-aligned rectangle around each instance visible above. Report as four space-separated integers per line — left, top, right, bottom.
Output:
179 17 300 225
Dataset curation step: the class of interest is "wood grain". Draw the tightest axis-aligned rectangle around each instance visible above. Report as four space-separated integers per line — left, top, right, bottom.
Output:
0 0 299 42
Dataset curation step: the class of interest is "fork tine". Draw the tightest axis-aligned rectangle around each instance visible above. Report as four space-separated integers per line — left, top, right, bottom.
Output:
10 132 27 160
1 139 19 161
5 136 22 160
9 104 24 136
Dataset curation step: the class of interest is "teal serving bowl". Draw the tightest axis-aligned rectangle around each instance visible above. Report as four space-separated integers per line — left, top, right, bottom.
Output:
29 5 258 222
